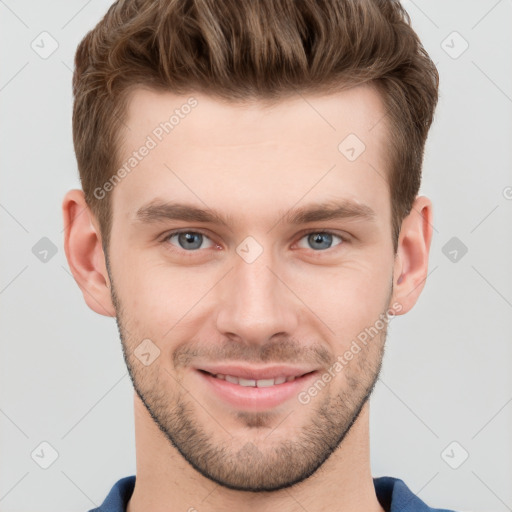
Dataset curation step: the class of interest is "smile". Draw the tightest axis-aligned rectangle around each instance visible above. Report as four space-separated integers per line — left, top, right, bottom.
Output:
195 368 319 411
201 370 304 387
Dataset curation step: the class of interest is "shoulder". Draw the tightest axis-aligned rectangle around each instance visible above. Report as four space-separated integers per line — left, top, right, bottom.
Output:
87 475 136 512
374 476 459 512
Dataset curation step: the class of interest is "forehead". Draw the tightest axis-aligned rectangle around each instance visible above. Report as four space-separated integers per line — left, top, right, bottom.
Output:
123 84 387 147
113 85 391 226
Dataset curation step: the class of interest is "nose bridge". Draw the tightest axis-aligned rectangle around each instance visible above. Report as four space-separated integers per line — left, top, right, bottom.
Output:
215 242 298 343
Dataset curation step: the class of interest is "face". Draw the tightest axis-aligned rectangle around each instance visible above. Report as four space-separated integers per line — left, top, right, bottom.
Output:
105 85 399 491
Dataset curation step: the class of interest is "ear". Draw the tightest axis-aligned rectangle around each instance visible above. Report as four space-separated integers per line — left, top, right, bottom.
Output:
391 196 433 314
62 189 116 317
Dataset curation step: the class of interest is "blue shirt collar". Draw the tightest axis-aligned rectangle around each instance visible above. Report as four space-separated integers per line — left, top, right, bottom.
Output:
89 475 457 512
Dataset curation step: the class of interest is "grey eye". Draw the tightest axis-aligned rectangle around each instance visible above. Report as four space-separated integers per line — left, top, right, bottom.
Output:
167 232 214 251
297 232 343 251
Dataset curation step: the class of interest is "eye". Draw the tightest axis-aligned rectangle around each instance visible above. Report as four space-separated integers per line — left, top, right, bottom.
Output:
163 230 216 251
161 229 346 254
296 230 345 251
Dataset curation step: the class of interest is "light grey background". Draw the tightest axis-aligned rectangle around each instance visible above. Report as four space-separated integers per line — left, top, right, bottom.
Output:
1 1 511 511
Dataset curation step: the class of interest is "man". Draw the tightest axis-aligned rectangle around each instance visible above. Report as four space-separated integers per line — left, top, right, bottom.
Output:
62 0 457 510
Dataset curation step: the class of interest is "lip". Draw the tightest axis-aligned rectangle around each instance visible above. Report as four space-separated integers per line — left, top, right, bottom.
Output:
195 368 319 411
194 364 317 380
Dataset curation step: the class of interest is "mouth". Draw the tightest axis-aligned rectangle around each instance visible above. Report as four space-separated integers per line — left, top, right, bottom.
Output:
194 367 320 411
197 369 315 387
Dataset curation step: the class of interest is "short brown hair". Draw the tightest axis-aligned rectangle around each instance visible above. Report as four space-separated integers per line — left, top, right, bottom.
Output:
72 0 439 252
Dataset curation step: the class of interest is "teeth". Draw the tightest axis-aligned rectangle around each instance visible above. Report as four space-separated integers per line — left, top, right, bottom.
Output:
255 378 275 387
214 373 297 387
238 378 256 386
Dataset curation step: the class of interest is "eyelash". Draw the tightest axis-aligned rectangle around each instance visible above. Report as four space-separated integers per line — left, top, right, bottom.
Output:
160 228 349 256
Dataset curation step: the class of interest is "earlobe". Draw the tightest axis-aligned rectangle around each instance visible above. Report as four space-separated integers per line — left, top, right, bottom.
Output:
391 196 433 314
62 189 116 317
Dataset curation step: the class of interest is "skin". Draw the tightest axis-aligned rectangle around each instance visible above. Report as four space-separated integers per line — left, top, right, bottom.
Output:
63 84 432 512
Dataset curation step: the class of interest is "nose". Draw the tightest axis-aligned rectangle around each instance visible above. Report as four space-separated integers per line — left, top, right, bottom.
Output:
215 247 299 345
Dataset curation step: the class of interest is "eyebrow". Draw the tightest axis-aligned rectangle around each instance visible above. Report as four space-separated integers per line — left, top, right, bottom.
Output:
135 199 376 227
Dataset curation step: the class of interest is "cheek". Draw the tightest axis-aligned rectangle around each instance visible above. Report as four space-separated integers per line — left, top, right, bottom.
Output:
114 257 215 338
289 258 393 340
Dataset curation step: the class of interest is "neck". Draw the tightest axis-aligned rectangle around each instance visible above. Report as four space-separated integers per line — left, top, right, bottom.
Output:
126 394 384 512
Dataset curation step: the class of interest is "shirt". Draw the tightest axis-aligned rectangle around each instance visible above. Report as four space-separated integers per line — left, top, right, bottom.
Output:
88 475 458 511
